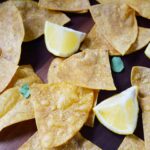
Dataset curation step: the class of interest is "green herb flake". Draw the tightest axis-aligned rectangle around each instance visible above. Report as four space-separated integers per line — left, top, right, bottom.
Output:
111 57 124 73
19 84 30 99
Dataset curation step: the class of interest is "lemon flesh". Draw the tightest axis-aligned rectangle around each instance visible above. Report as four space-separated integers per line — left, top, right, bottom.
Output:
94 86 139 135
44 21 86 57
145 43 150 59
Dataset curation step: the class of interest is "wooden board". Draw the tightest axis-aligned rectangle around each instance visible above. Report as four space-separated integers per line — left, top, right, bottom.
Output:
0 0 150 150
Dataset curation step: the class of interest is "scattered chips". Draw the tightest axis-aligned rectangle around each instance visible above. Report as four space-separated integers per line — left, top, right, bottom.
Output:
39 0 90 12
118 134 145 150
48 58 99 127
19 132 102 150
48 49 116 90
90 3 138 55
11 0 70 42
80 25 120 56
126 0 150 19
0 58 18 93
30 83 94 148
131 66 150 98
111 57 124 73
0 1 24 64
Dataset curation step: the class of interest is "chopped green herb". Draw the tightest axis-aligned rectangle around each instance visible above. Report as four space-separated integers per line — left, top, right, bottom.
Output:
19 84 30 99
111 57 124 73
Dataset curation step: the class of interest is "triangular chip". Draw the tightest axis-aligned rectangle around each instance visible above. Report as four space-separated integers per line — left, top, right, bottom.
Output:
118 134 145 150
47 58 99 127
126 0 150 19
131 66 150 98
0 58 18 93
90 3 138 55
19 132 102 150
48 49 116 90
39 0 90 12
30 83 94 148
80 25 120 56
11 0 70 42
0 1 24 64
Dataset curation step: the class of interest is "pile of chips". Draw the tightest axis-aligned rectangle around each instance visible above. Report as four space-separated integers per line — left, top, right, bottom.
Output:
1 0 150 149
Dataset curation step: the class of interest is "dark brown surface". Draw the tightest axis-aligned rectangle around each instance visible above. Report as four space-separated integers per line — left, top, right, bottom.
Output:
1 0 150 150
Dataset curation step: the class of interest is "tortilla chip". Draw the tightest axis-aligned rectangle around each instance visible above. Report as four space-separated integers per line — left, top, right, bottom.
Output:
11 0 70 42
47 58 99 127
30 83 94 148
127 27 150 54
39 0 90 12
0 1 24 64
118 134 145 150
142 111 150 150
80 25 120 56
85 90 99 127
140 96 150 112
0 58 18 93
90 3 138 55
48 49 116 90
126 0 150 19
0 88 34 131
19 132 102 150
131 66 150 98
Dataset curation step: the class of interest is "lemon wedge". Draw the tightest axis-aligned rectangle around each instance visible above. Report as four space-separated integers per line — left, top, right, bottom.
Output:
145 43 150 59
44 21 86 57
94 86 139 135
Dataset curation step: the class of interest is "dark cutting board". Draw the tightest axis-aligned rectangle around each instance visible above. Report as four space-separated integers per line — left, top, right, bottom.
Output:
0 0 150 150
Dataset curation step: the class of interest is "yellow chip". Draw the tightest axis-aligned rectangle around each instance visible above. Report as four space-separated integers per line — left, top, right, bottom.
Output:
30 83 94 148
18 132 102 150
11 0 70 42
48 49 116 90
118 134 145 150
80 25 120 56
131 66 150 98
0 1 24 64
90 3 138 55
47 58 98 127
126 0 150 19
39 0 90 12
8 65 42 88
0 58 18 93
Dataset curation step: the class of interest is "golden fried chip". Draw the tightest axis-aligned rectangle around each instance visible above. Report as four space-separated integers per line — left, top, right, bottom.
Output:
0 58 18 93
0 1 24 64
131 66 150 98
19 132 102 150
48 49 116 90
118 134 145 150
31 83 94 148
90 3 138 55
39 0 90 12
11 0 70 42
47 58 98 127
85 90 99 127
80 25 120 56
126 0 150 19
9 65 42 88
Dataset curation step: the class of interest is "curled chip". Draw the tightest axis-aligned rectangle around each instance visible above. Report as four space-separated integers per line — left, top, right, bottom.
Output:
0 58 18 93
0 1 24 64
39 0 90 12
19 132 102 150
131 66 150 98
126 0 150 19
118 134 145 150
48 58 99 127
80 25 120 56
11 0 70 42
48 49 116 90
30 83 94 148
90 3 138 55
